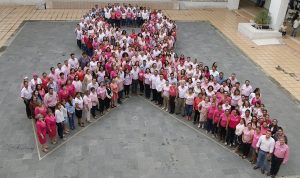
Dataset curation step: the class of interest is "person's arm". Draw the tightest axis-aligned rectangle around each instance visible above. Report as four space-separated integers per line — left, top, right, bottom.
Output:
283 146 289 164
256 136 262 152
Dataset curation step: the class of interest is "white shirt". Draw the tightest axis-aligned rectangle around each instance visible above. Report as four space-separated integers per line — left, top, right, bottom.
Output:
74 97 83 109
241 84 253 97
55 109 65 123
150 74 159 89
21 87 32 99
87 82 99 91
155 79 165 92
293 19 300 28
256 135 275 153
178 86 188 98
235 124 245 136
130 69 140 80
68 58 79 69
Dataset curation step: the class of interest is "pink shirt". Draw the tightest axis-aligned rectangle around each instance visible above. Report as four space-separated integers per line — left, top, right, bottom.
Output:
97 87 106 100
229 114 241 129
242 128 254 143
44 92 58 107
273 141 289 164
83 95 92 109
90 92 98 106
251 132 261 148
213 109 223 124
220 113 229 128
207 106 216 120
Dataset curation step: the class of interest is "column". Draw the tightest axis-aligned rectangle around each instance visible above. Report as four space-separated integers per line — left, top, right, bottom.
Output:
268 0 289 30
227 0 240 10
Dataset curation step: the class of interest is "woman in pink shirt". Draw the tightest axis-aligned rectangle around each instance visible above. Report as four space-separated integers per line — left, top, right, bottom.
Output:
212 104 223 137
269 137 289 177
83 90 92 123
90 87 98 119
251 127 261 164
45 109 57 144
36 84 45 100
198 96 211 129
36 114 48 153
144 68 151 99
207 102 217 134
225 109 241 146
219 109 230 142
240 122 254 159
110 79 119 108
34 101 47 119
97 82 106 116
66 80 76 97
58 85 70 102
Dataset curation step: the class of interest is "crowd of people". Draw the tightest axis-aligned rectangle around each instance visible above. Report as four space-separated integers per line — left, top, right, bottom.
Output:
20 3 289 178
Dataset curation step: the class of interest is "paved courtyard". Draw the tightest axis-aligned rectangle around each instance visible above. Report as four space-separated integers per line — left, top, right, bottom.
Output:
0 21 299 178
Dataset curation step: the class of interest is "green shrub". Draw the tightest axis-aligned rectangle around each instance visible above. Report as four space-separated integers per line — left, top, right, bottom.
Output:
254 10 271 25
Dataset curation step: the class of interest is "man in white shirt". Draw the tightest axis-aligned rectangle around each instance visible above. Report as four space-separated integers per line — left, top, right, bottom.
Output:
87 78 99 91
150 70 159 102
130 66 140 95
254 130 275 174
291 17 300 37
176 80 188 116
155 74 166 106
68 53 79 69
21 80 33 119
241 80 253 97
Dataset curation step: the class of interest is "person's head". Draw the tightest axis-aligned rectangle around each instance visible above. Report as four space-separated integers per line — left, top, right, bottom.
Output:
37 114 44 121
47 108 53 115
76 92 81 98
225 109 230 115
256 127 261 134
247 122 252 129
266 130 272 138
188 88 193 94
272 119 278 126
240 118 245 126
277 127 284 136
48 88 54 94
279 137 285 145
245 109 251 117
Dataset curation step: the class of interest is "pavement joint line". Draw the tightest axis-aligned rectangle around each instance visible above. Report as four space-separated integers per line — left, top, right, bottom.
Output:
34 98 129 161
31 118 41 160
139 96 243 160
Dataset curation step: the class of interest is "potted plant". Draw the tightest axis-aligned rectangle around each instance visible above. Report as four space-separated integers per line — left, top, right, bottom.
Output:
253 10 272 29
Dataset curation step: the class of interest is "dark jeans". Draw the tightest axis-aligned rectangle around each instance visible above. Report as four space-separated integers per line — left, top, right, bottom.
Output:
124 85 130 96
132 79 138 94
270 155 284 176
212 123 218 135
226 127 235 144
76 39 81 49
219 126 226 141
139 80 144 93
185 104 193 116
105 98 111 109
241 142 251 157
98 98 105 113
56 122 64 139
152 89 157 102
118 90 123 104
193 110 200 123
169 96 176 113
91 105 97 117
145 84 151 98
206 119 213 133
157 91 163 105
24 99 31 118
68 112 75 130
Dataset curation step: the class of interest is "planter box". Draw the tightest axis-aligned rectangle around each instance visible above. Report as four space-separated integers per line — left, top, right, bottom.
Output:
238 23 281 40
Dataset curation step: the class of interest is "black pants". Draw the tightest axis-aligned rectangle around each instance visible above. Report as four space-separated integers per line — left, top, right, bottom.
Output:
98 98 105 113
139 80 144 93
226 127 235 144
24 100 31 118
206 119 213 133
219 126 226 141
124 85 130 96
157 91 163 105
145 84 151 98
56 122 64 139
77 39 81 49
152 89 157 102
132 79 138 94
169 96 176 113
105 98 111 109
193 110 200 123
212 123 218 135
241 142 251 156
91 105 97 117
118 91 123 104
270 155 284 176
115 19 121 27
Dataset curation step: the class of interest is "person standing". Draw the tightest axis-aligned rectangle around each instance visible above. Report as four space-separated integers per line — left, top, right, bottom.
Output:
43 87 58 113
267 137 289 178
83 90 92 123
176 80 188 116
184 88 195 121
74 92 84 127
55 103 65 140
240 122 254 158
169 82 177 114
162 80 170 111
291 17 300 37
36 114 48 152
45 109 57 144
254 130 275 174
21 80 33 119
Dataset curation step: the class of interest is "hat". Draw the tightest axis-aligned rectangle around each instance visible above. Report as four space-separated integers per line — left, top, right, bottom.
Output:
24 76 28 80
